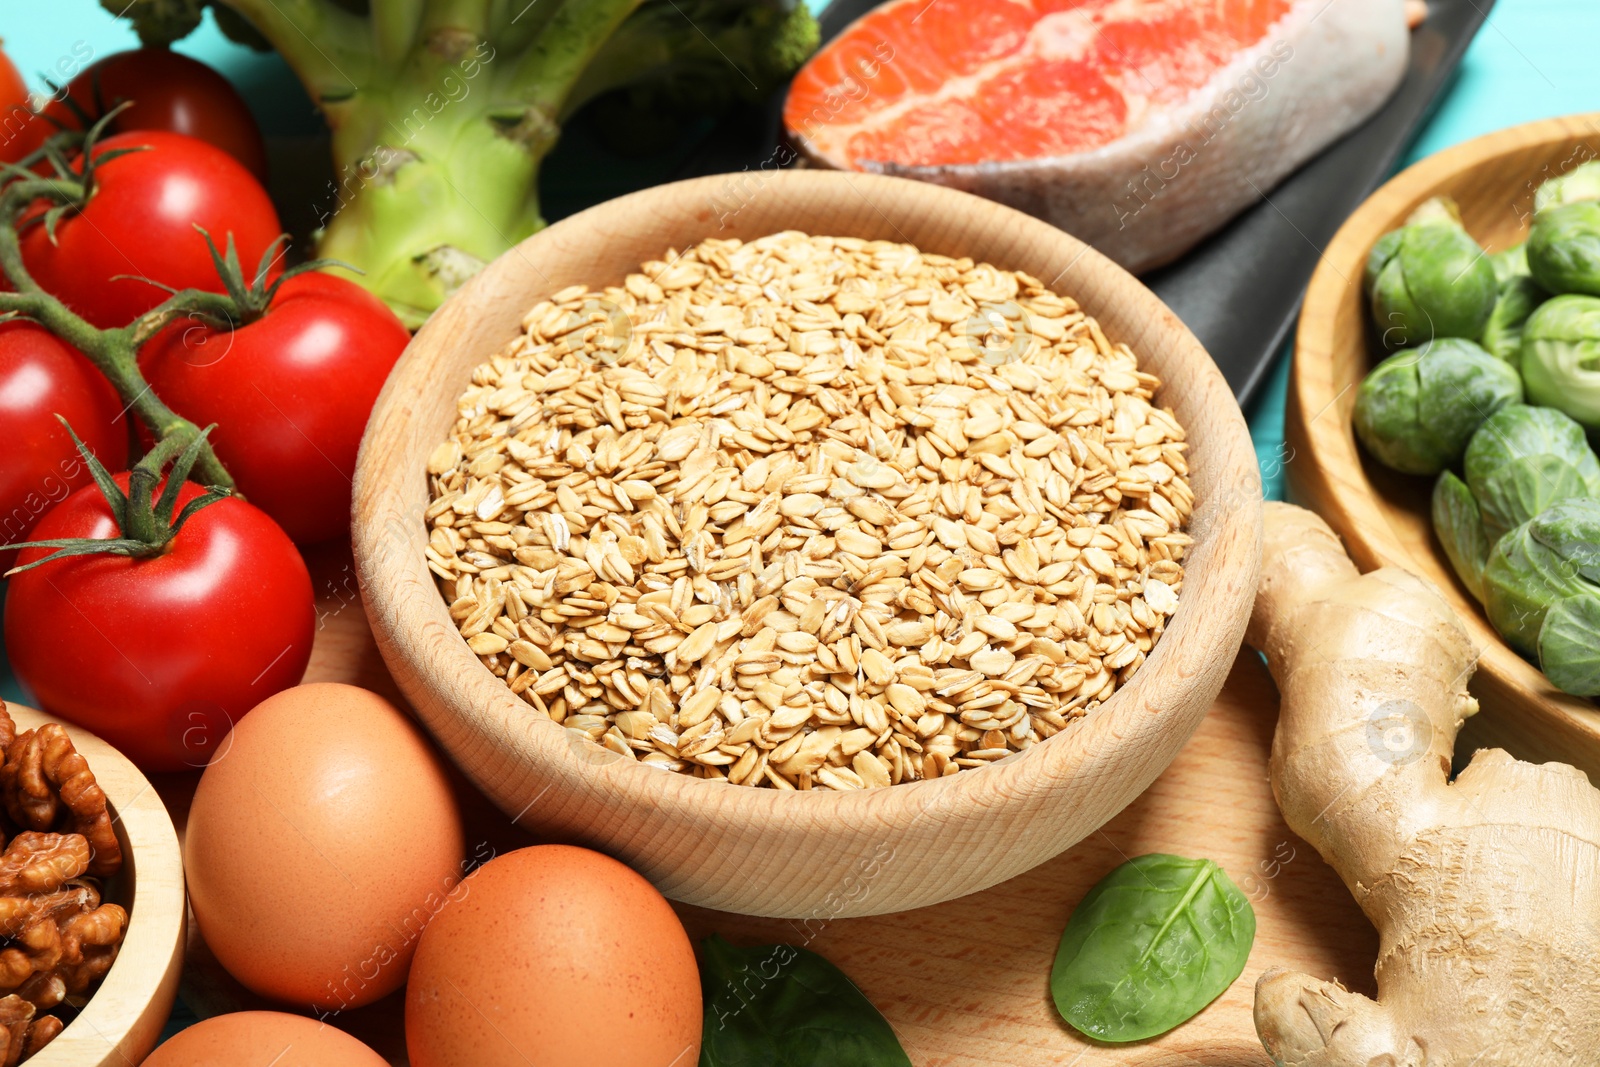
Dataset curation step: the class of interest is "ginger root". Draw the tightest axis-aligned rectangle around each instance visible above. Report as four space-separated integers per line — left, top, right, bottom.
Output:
1248 502 1600 1066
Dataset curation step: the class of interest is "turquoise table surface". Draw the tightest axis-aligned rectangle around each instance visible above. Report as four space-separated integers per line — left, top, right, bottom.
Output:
7 0 1600 507
4 0 1600 500
1 0 1599 1050
1246 0 1600 500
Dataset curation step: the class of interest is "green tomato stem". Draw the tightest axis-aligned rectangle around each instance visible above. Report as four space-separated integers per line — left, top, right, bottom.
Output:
124 431 190 543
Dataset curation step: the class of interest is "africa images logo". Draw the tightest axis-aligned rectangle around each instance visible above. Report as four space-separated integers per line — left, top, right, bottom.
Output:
1364 699 1433 767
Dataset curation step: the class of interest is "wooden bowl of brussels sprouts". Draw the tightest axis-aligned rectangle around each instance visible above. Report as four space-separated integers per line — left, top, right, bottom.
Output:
1291 112 1600 777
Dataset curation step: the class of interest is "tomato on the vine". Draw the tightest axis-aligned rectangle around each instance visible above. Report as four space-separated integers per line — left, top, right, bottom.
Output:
43 49 268 182
140 270 411 544
4 474 314 772
0 321 128 572
21 130 281 329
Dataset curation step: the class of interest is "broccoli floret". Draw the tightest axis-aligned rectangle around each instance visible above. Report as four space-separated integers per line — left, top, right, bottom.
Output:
572 0 821 115
742 1 825 90
102 0 208 47
210 5 273 51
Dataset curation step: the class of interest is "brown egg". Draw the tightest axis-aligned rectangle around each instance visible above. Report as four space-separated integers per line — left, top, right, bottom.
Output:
185 683 466 1011
406 845 701 1067
143 1011 388 1066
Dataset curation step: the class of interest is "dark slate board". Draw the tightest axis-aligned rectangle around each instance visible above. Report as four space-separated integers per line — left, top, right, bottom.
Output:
1142 0 1494 403
665 0 1493 406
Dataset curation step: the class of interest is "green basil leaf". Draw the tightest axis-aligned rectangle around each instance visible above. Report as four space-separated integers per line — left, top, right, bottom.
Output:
1050 853 1256 1043
698 936 911 1067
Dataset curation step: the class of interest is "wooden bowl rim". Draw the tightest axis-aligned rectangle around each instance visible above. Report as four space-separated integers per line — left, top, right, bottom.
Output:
355 169 1261 826
5 704 184 1066
1293 111 1600 734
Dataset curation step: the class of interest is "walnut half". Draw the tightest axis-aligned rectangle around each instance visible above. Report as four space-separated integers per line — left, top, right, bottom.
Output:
0 704 132 1062
0 994 60 1067
0 703 122 879
0 834 125 1008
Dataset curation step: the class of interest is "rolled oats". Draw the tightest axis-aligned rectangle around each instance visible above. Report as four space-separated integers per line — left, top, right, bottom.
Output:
427 233 1193 789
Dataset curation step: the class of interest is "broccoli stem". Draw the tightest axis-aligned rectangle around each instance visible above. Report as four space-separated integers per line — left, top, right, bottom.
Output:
371 0 425 62
488 0 559 55
504 0 647 114
421 0 493 36
208 0 809 323
212 0 651 323
213 0 371 98
315 88 544 325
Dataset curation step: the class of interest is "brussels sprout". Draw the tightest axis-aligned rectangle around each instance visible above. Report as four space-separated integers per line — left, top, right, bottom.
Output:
1533 160 1600 215
1490 242 1532 284
1483 276 1548 362
1353 339 1522 475
1481 243 1549 362
1463 404 1600 541
1483 498 1600 659
1432 471 1491 602
1364 229 1404 294
1528 202 1600 297
1520 294 1600 431
1538 593 1600 697
1366 198 1499 350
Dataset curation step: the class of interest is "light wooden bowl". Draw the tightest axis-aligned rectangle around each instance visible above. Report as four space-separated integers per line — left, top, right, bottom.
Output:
4 704 184 1066
1290 113 1600 775
353 170 1262 918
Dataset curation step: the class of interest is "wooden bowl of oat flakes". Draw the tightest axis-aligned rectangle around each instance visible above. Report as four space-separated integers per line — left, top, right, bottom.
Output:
352 170 1261 918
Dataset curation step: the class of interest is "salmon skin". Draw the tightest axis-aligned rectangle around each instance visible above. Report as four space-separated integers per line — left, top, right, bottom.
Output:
787 0 1410 274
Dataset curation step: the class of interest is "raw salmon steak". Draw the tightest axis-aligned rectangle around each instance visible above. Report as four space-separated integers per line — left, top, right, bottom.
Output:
786 0 1409 273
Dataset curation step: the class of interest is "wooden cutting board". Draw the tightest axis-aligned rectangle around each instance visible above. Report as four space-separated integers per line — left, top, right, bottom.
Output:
173 544 1377 1066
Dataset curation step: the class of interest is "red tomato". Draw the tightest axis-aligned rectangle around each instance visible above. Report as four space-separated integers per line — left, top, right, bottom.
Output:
44 49 268 181
4 476 314 771
140 272 411 543
0 321 128 572
0 48 48 164
21 130 281 329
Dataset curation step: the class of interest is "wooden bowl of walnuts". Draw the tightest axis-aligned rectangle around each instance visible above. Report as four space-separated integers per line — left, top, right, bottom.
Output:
0 702 183 1065
353 170 1262 918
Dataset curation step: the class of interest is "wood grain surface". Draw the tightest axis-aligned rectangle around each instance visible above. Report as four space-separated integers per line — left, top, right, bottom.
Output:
350 169 1264 918
1288 112 1600 777
179 598 1375 1067
675 653 1375 1067
3 705 185 1067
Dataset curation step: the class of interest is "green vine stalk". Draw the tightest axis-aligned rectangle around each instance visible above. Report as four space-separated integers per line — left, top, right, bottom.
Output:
0 151 241 489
